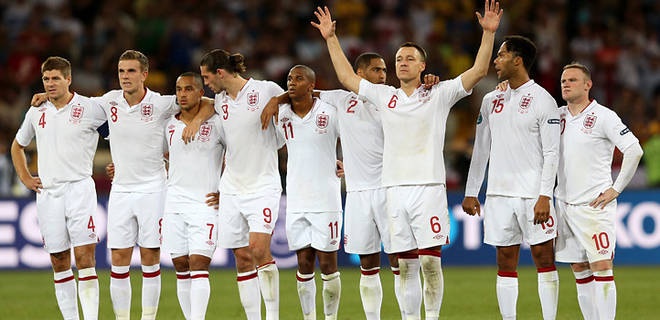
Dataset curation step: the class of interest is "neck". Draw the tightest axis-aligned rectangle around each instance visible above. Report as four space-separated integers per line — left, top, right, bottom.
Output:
567 97 591 116
507 73 531 90
400 78 421 96
178 104 201 124
291 95 314 118
225 76 248 99
50 92 73 109
124 87 146 106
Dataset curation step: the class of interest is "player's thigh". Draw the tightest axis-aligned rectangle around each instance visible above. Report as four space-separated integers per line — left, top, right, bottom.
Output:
408 184 450 249
107 191 138 249
162 212 187 255
555 200 587 263
134 190 166 248
483 196 523 246
568 202 617 264
65 178 99 248
36 190 68 253
309 211 342 252
218 193 249 249
371 188 394 253
286 211 312 251
242 189 280 234
386 186 416 253
517 197 557 246
187 209 219 258
344 190 381 255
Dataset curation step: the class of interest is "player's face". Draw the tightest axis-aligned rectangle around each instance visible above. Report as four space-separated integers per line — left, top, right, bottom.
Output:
200 65 225 94
118 59 147 95
493 43 516 81
395 47 425 82
42 69 71 101
175 76 204 111
286 67 314 100
358 58 387 84
560 68 592 103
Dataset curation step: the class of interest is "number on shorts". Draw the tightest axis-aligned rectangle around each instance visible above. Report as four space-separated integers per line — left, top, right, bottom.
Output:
110 106 118 122
540 216 555 230
158 218 163 235
430 216 441 233
592 232 610 251
38 113 46 128
263 208 272 223
87 216 96 232
206 223 215 239
328 221 339 239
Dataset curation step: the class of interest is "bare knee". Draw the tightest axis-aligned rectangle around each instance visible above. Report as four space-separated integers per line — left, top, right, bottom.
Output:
50 250 72 272
496 246 520 272
172 256 190 272
233 247 255 272
530 240 555 268
139 247 161 266
570 262 590 273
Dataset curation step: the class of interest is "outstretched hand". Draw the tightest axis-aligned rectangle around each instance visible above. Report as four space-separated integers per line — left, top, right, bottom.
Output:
311 6 336 39
476 0 503 33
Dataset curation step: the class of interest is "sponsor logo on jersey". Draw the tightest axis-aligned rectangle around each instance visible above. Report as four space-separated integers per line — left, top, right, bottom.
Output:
281 116 290 123
141 104 154 121
247 91 259 111
198 123 212 142
518 94 533 114
620 127 630 135
69 105 84 124
476 113 483 124
316 113 329 134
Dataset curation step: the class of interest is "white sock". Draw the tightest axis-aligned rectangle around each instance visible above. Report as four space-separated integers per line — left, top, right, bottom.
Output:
296 272 316 320
321 272 341 320
359 267 382 320
399 257 422 319
593 270 616 320
176 271 191 319
537 267 559 320
78 267 99 320
258 261 280 320
573 269 597 320
496 272 518 320
237 270 262 320
420 253 443 320
54 269 79 320
110 265 131 320
141 264 161 320
190 271 211 320
391 267 406 320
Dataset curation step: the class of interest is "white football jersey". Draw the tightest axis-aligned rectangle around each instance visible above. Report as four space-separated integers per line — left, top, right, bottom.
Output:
164 113 225 212
465 80 560 198
94 89 178 192
15 93 106 190
213 79 284 195
277 98 341 212
358 77 470 187
555 100 639 204
319 89 383 191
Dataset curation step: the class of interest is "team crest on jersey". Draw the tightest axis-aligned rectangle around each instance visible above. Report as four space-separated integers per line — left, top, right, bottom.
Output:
141 104 154 121
582 112 597 134
316 113 329 134
198 122 212 142
518 94 533 114
247 91 259 111
69 105 84 124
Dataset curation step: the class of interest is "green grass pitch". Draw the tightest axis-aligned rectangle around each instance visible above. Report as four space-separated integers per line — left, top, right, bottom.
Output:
0 266 657 319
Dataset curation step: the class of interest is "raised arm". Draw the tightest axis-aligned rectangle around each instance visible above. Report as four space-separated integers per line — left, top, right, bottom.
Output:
311 6 362 94
260 91 290 130
460 0 503 91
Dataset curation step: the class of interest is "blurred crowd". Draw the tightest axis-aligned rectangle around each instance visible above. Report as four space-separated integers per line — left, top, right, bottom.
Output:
1 0 659 196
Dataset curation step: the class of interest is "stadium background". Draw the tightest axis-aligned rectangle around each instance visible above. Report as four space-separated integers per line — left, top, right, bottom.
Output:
0 0 658 270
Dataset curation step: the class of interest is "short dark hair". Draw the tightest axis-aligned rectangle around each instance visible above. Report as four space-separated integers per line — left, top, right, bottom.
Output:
41 56 71 77
119 50 149 72
399 42 427 62
563 62 591 80
290 65 316 83
503 35 537 71
200 49 247 74
177 72 204 89
353 52 383 72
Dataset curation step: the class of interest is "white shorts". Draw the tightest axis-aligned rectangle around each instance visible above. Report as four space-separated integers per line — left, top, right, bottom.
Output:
107 190 166 249
36 178 98 253
343 188 392 254
386 185 450 253
483 196 557 247
286 211 342 252
217 189 280 249
555 200 616 264
162 206 218 258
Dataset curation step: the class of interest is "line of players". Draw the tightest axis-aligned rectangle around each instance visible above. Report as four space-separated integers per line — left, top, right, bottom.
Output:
11 1 642 320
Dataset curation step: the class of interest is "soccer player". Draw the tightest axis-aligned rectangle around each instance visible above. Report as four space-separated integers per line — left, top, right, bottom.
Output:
312 2 502 318
11 56 105 320
462 36 561 320
162 72 225 320
277 65 342 320
555 62 643 320
200 49 283 320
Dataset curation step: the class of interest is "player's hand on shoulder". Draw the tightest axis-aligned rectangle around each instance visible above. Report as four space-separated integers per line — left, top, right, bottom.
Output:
462 197 481 216
206 192 220 209
261 97 280 130
105 162 115 181
496 80 508 91
335 160 344 178
31 92 48 107
423 74 440 89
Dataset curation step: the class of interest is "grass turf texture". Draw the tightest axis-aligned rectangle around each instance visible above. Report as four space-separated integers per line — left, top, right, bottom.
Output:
0 266 657 319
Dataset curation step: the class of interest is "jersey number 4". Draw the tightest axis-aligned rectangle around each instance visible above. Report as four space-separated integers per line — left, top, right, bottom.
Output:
38 113 46 128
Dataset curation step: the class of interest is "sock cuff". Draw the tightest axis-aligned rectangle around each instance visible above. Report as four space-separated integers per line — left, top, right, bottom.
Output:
573 269 594 280
391 266 400 275
111 265 130 274
418 249 441 257
78 267 98 281
321 272 340 281
296 271 315 282
360 266 380 276
593 269 614 281
237 270 258 282
176 271 191 280
141 264 160 273
257 260 276 270
497 271 518 278
191 270 209 279
54 269 75 283
537 266 557 273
